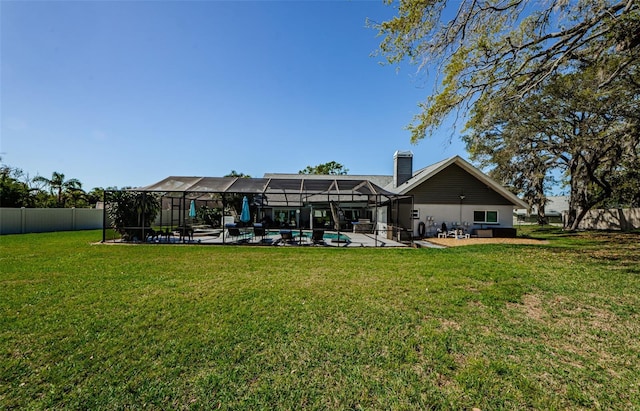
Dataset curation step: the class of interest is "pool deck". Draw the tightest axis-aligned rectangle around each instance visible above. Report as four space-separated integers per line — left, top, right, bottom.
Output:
193 230 408 247
108 229 409 247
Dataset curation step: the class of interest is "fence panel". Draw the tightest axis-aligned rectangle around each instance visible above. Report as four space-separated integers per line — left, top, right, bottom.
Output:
26 209 70 233
0 208 104 234
0 208 23 234
578 208 640 231
75 208 104 230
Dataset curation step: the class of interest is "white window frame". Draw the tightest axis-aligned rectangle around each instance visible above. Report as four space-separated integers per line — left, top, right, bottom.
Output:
411 209 420 219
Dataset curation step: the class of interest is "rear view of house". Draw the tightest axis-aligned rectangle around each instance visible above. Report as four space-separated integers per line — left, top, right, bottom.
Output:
105 151 526 245
385 152 527 239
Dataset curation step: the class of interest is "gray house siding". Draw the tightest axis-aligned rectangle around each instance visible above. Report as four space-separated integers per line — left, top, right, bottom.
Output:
408 164 513 205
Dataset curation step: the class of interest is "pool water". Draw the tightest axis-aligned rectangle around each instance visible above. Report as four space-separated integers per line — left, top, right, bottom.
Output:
267 230 351 242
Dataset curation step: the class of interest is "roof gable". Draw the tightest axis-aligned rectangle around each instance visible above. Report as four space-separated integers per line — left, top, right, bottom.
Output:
392 156 527 208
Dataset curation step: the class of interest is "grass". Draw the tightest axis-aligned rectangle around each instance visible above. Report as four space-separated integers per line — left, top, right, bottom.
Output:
1 228 639 409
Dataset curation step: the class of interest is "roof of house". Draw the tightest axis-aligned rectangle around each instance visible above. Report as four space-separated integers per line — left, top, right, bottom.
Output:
134 156 525 207
385 156 528 208
134 175 398 199
263 173 393 189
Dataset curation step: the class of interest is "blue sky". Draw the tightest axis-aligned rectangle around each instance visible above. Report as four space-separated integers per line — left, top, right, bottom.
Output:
1 0 467 190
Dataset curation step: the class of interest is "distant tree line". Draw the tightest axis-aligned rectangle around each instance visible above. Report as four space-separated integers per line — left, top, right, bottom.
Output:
0 161 349 210
299 161 348 175
0 162 109 208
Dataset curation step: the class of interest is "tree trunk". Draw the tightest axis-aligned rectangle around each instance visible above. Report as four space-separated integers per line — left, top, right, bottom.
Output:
569 207 591 231
536 208 546 225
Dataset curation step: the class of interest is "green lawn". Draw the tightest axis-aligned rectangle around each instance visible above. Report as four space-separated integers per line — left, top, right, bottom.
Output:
1 228 639 410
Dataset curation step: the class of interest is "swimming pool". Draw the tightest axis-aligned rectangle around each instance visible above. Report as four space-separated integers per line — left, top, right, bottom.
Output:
267 230 351 242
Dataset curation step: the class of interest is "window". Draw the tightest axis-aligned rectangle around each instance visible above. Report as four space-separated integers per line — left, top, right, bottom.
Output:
412 209 420 219
274 209 298 226
474 210 498 224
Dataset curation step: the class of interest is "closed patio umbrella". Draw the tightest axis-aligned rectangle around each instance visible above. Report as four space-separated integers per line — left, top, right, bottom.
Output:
189 200 196 221
240 196 251 224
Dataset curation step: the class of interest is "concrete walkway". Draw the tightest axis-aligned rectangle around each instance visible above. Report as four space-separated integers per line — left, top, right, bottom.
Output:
413 240 446 249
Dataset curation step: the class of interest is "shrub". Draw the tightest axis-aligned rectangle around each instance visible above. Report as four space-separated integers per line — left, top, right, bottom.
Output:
106 191 160 241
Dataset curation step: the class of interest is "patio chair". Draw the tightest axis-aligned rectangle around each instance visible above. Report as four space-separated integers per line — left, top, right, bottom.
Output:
311 229 326 246
145 228 160 243
227 227 248 243
253 225 266 243
178 226 194 243
159 228 173 243
437 222 448 238
279 230 295 245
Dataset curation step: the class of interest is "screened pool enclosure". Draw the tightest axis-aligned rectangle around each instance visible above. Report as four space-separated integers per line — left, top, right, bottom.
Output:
102 176 413 246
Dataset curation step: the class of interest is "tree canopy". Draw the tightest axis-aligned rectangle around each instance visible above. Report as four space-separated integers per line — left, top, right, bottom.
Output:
299 161 349 175
0 159 107 208
464 62 640 229
0 164 33 208
374 0 639 142
225 170 251 178
375 0 639 229
32 171 84 208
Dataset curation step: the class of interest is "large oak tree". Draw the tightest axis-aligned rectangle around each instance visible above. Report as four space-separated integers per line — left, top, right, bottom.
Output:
374 0 639 229
463 62 639 229
374 0 639 142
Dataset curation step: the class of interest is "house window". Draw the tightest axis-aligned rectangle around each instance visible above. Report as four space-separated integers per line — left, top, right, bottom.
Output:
412 209 420 219
473 210 498 224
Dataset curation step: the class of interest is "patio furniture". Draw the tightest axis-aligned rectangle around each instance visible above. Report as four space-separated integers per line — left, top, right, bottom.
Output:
227 227 249 243
311 229 326 246
177 226 194 243
159 228 174 243
450 229 470 239
253 225 266 243
279 230 296 245
145 228 160 243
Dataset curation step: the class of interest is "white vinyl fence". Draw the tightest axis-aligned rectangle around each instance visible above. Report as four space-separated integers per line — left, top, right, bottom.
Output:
0 208 103 235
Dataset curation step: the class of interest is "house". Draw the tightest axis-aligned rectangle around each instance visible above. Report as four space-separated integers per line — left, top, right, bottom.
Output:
265 151 527 239
124 151 526 242
385 152 526 238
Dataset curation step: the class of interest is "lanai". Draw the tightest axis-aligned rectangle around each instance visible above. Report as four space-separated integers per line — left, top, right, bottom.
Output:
102 176 412 245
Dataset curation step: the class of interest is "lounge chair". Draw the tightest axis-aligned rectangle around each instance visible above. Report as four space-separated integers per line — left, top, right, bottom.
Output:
145 228 160 243
278 230 296 245
177 226 194 243
311 229 326 246
160 228 174 243
253 225 266 243
227 227 249 243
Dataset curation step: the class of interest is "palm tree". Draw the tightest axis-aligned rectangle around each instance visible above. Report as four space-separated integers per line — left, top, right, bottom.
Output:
33 171 84 207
